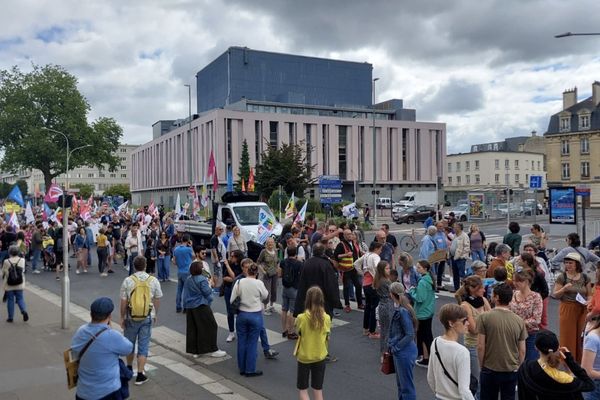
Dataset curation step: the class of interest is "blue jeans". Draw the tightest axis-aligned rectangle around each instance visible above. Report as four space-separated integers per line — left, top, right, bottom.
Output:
31 249 41 272
128 251 138 276
224 285 235 332
236 311 263 374
86 244 93 265
123 317 152 357
525 332 539 361
392 343 417 400
176 272 189 311
452 258 467 291
479 367 517 400
471 249 486 262
0 250 8 265
583 380 600 399
260 327 270 352
467 345 480 399
6 290 27 320
157 256 170 281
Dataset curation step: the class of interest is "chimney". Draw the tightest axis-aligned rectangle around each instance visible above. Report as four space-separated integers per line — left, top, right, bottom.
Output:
531 130 537 137
593 81 600 107
563 87 577 110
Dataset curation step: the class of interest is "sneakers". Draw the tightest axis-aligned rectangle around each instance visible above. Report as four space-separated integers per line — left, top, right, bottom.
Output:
226 332 236 342
416 359 429 368
32 270 41 274
135 373 148 385
244 370 263 377
264 349 279 359
368 332 380 339
263 309 272 316
287 332 298 340
101 272 108 277
6 318 13 323
22 312 29 322
344 306 352 313
55 276 60 281
357 304 365 310
325 354 338 363
75 270 80 275
107 269 114 273
333 310 341 317
210 350 227 358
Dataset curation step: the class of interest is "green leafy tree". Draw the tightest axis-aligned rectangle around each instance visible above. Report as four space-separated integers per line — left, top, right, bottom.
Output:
236 139 250 191
0 64 123 191
256 142 315 199
104 184 131 200
15 179 28 196
0 182 11 198
70 183 95 199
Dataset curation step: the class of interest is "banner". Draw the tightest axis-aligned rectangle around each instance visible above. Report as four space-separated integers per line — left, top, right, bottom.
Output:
7 185 24 206
284 192 295 219
25 201 35 224
257 208 275 244
44 184 63 203
549 187 576 224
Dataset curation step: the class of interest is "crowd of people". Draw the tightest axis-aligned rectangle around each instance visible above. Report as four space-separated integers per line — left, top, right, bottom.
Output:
6 202 600 399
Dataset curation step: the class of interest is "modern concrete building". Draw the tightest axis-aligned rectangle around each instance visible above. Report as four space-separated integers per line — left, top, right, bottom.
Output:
0 144 138 196
131 47 447 207
545 82 600 205
445 134 546 205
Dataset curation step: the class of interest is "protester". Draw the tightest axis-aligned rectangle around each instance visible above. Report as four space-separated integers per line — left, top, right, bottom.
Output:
335 229 363 313
503 222 522 257
388 282 418 400
553 252 592 363
173 234 194 313
156 231 171 282
124 223 141 275
30 224 43 274
119 255 162 385
428 303 475 400
97 227 109 277
182 260 226 358
71 297 133 400
510 269 543 361
410 259 436 368
518 330 594 399
374 260 394 357
551 233 600 274
487 244 514 282
418 226 438 262
477 283 527 400
361 241 383 338
2 245 28 323
398 252 419 296
223 250 243 342
450 222 470 291
74 227 89 274
433 221 450 288
295 286 332 400
582 313 600 399
210 224 227 285
227 225 248 257
529 224 548 262
230 262 268 377
376 230 395 269
468 223 486 263
280 246 303 340
144 237 157 275
257 237 279 315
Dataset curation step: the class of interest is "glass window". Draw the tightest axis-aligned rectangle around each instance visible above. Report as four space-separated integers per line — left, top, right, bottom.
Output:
495 174 500 183
457 176 461 184
456 162 461 172
505 159 509 170
338 126 347 180
466 175 470 184
465 161 470 171
448 176 453 185
88 173 94 178
560 117 571 132
121 165 126 170
561 140 570 155
448 162 452 172
233 205 276 226
475 160 479 170
514 160 519 170
121 173 127 178
515 174 519 183
495 159 499 170
561 163 570 179
581 137 590 154
581 161 590 178
269 121 278 149
580 114 590 130
531 160 534 170
537 161 541 170
475 174 480 184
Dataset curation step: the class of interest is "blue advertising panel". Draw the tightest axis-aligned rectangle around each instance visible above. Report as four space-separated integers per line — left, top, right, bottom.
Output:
549 186 576 225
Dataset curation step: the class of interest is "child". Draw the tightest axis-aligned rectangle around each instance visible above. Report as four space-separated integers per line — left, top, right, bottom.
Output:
295 286 331 400
484 266 507 304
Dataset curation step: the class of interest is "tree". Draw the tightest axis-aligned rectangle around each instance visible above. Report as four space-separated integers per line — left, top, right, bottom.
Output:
15 179 27 196
0 64 123 191
236 139 250 190
70 183 95 199
104 184 131 200
255 141 315 199
0 182 11 198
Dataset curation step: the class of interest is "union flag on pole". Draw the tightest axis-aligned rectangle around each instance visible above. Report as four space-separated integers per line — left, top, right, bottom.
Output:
207 150 218 189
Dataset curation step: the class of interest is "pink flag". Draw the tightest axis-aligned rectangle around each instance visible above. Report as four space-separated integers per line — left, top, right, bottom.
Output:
44 184 63 203
207 150 218 189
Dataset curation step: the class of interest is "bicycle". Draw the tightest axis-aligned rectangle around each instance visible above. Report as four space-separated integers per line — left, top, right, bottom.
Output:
399 229 419 252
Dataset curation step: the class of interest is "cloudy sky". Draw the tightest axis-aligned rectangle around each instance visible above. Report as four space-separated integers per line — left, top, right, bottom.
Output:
2 0 600 153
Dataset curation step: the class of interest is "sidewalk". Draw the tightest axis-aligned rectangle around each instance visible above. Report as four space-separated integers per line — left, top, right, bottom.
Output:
0 287 265 400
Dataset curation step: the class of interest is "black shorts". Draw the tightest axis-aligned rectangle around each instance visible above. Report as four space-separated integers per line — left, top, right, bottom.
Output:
297 360 326 390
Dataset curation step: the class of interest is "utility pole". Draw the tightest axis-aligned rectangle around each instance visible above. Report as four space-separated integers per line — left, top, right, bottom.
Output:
372 77 379 227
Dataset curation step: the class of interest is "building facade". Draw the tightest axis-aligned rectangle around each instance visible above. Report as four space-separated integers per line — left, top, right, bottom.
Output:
445 134 546 205
131 48 446 207
545 82 600 205
0 144 138 196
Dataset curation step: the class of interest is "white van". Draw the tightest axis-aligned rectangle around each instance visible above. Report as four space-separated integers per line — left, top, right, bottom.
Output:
376 197 392 209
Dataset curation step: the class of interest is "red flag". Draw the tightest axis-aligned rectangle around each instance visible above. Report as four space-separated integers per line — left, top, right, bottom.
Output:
248 168 255 192
207 150 218 188
72 195 79 214
241 179 246 192
87 195 94 208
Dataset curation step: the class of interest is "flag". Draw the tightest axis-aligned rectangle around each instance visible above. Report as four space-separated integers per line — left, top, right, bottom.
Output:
207 150 218 189
175 193 181 216
8 211 19 229
148 201 156 216
257 208 275 244
7 185 24 207
227 165 233 192
294 201 308 224
241 179 246 192
200 178 209 208
72 195 79 215
44 184 63 203
43 203 52 221
193 185 201 216
248 168 255 192
25 201 35 224
284 192 295 219
87 195 94 208
80 204 91 221
117 200 129 213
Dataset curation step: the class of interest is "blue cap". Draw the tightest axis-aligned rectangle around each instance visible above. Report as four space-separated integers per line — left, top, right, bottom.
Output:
90 297 114 315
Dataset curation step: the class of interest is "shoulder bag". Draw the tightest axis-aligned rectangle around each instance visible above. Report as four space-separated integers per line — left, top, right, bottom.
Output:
433 338 477 396
63 327 108 389
380 350 395 375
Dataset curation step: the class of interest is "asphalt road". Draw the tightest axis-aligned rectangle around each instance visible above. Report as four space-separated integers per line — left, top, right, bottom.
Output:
24 215 572 400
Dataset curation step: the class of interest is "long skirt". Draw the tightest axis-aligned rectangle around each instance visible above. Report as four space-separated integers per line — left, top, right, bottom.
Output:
186 304 219 355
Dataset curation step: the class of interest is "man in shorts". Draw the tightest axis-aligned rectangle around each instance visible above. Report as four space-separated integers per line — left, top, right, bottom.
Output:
280 246 303 340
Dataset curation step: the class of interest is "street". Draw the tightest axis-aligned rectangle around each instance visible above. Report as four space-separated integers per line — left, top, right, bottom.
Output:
18 212 587 400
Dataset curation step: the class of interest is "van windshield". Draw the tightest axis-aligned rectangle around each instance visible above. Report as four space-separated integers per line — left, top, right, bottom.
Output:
233 205 274 226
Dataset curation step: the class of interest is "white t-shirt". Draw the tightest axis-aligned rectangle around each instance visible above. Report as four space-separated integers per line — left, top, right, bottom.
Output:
427 337 475 400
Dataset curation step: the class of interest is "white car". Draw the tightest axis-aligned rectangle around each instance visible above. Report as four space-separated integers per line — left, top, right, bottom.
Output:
444 205 469 222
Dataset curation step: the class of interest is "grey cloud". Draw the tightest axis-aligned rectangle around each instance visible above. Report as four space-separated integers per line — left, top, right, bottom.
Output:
412 79 484 120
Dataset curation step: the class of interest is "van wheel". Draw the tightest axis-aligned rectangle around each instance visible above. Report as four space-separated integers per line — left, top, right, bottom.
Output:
460 215 467 222
407 217 415 224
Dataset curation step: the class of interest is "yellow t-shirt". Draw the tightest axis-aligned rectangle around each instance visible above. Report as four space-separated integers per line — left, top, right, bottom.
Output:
294 310 331 364
97 234 108 247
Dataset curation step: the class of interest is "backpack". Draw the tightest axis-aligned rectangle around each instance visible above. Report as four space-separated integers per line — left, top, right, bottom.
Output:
6 259 23 286
128 275 153 321
281 259 296 288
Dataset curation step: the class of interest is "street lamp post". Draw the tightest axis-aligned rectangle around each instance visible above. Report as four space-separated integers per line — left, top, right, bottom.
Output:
184 84 193 188
372 77 379 227
555 32 600 38
42 127 90 329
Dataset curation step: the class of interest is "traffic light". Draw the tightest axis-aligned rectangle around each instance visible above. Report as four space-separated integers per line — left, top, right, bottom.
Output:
503 189 514 196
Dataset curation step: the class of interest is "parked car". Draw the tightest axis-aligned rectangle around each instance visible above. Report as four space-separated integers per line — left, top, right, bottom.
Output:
392 205 435 224
494 203 522 217
376 197 393 209
444 204 469 222
522 199 543 215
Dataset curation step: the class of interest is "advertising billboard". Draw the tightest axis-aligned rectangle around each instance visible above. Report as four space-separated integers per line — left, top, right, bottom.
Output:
468 193 485 219
549 187 576 225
